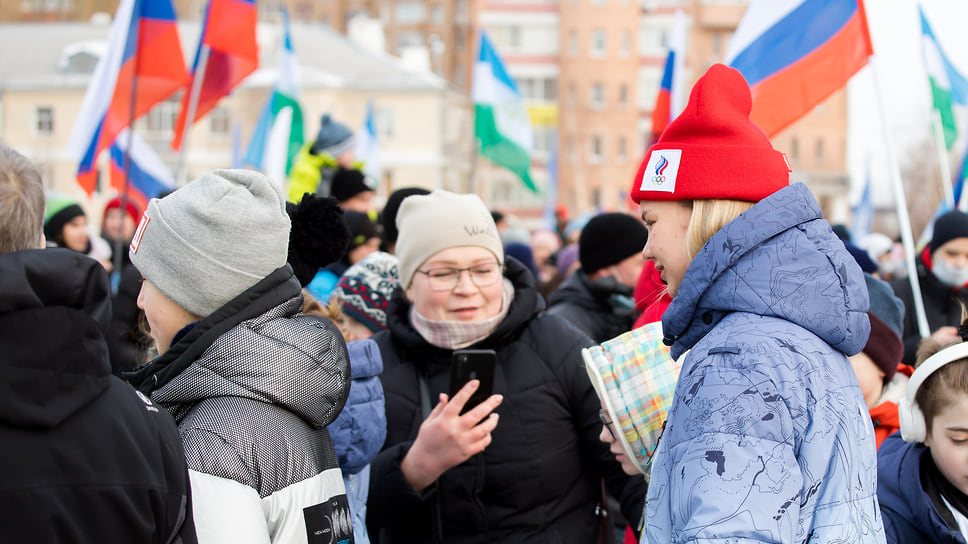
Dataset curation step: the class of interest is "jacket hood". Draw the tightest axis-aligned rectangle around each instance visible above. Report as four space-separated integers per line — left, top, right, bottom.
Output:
382 257 543 357
877 433 964 542
0 249 112 428
129 266 350 428
663 183 870 359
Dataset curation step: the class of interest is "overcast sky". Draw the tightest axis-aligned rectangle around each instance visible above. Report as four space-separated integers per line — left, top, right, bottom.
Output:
847 0 968 204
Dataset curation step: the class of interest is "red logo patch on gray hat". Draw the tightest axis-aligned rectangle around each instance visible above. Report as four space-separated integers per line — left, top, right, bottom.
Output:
130 213 150 254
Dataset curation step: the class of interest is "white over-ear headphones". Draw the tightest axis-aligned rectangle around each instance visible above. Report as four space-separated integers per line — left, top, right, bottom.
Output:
898 341 968 442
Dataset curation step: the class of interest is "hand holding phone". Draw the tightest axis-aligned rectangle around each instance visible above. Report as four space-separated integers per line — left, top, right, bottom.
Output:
449 349 497 415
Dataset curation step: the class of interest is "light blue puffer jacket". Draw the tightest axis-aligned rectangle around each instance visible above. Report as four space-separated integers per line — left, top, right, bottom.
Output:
644 183 885 543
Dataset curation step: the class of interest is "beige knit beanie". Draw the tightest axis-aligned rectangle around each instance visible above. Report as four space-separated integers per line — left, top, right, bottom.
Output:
395 190 504 288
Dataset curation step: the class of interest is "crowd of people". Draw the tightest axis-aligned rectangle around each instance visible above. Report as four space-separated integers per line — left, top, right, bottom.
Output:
3 63 968 544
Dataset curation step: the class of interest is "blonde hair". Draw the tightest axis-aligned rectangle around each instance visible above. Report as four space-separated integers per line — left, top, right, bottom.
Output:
0 144 45 253
301 289 353 342
685 199 755 259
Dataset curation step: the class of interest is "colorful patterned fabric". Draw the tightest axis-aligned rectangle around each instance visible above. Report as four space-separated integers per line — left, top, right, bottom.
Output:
583 321 680 476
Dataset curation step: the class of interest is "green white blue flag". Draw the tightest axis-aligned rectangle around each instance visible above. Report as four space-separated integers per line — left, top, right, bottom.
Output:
473 31 536 192
920 5 968 149
245 9 304 182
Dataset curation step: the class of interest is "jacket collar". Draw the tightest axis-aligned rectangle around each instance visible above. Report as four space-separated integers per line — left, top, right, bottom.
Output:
126 264 301 395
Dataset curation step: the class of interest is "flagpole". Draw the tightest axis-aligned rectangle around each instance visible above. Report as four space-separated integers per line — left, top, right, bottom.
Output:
174 45 211 186
931 109 955 209
870 55 930 338
113 26 143 288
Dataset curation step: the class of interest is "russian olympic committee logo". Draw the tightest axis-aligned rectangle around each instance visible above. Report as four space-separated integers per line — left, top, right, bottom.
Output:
653 155 669 185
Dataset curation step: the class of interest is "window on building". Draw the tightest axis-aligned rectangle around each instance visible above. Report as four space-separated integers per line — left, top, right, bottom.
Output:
619 84 629 109
395 2 426 24
568 30 579 57
21 0 73 13
591 29 606 57
544 79 557 101
395 31 424 50
533 127 553 153
815 138 824 164
790 137 799 163
618 136 628 162
568 83 577 107
509 25 522 50
210 106 230 135
590 135 603 162
592 0 607 6
456 0 468 23
431 4 444 23
591 83 605 109
35 106 53 136
619 30 630 58
567 135 577 162
712 31 723 58
517 77 557 101
145 98 179 138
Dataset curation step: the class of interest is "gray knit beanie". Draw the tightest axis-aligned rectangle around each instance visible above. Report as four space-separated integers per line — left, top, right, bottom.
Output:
129 169 291 317
395 190 504 288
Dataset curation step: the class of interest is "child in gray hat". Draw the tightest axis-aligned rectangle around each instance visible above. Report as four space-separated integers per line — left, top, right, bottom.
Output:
126 169 353 543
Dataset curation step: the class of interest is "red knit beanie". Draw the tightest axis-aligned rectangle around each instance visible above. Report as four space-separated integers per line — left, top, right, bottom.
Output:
103 196 142 225
631 64 791 203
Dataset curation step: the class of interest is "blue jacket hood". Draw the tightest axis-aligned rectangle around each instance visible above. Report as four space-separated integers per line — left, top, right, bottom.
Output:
878 433 966 543
663 183 870 359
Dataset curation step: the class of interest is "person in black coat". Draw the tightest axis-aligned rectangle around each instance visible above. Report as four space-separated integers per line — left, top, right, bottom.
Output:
366 191 646 543
0 144 195 543
546 212 648 343
892 210 968 365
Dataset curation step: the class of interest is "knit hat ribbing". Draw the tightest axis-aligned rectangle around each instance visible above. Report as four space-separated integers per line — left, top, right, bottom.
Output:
930 210 968 254
129 169 291 317
331 167 375 203
863 274 905 382
395 190 504 288
579 213 648 274
344 210 381 253
43 193 85 240
332 251 400 333
311 114 355 157
631 63 791 204
103 196 142 227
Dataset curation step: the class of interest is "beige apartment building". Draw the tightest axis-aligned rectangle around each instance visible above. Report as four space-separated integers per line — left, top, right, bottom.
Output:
1 0 854 220
0 19 469 217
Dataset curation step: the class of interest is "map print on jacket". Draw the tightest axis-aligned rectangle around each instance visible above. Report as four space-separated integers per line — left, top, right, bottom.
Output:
645 183 884 543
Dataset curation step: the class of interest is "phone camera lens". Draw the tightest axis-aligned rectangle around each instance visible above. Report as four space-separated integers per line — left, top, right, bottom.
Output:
469 371 478 379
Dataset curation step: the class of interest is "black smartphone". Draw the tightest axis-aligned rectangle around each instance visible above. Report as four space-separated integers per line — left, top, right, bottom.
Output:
449 349 497 415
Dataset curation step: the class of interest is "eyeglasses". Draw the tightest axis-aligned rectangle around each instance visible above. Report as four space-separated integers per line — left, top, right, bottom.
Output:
415 262 503 292
599 409 617 440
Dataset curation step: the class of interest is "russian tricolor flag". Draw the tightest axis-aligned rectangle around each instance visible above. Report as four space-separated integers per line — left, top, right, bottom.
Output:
650 10 686 146
67 0 187 195
109 129 176 212
172 0 258 150
725 0 873 136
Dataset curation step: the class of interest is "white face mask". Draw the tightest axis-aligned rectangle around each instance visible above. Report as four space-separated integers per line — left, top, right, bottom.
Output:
933 257 968 287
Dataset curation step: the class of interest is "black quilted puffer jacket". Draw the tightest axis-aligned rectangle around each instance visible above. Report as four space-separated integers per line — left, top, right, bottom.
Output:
367 258 647 544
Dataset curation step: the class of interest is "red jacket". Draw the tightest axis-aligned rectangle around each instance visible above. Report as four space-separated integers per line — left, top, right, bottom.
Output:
633 260 672 328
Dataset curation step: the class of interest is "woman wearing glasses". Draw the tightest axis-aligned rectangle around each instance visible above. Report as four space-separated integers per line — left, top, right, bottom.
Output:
366 190 647 543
